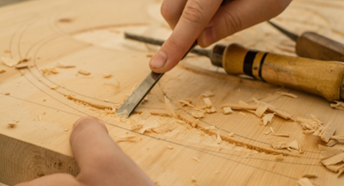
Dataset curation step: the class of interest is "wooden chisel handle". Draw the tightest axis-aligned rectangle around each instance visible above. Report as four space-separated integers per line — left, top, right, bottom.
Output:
220 43 344 101
296 32 344 62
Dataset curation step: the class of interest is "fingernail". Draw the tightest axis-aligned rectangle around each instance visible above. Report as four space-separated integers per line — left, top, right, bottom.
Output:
200 27 215 47
150 51 167 69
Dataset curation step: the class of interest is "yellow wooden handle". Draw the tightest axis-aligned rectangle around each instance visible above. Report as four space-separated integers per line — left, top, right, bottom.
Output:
222 43 344 101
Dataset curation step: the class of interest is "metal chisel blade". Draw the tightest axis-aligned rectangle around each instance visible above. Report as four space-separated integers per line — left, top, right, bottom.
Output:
116 72 164 118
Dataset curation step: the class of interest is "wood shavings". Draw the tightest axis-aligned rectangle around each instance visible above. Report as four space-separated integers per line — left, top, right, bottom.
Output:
192 157 200 163
327 139 338 147
167 146 174 150
65 94 112 110
287 140 299 150
320 148 342 160
201 91 215 97
330 101 344 110
41 67 59 75
321 152 344 166
116 135 141 143
165 97 177 118
221 104 258 110
50 85 59 90
268 107 292 120
131 122 143 130
272 132 290 138
175 119 186 124
56 62 75 68
319 122 336 142
191 119 199 128
263 131 271 135
1 57 20 67
103 73 112 78
222 107 233 115
0 69 6 74
205 126 216 130
276 91 298 98
178 99 194 107
262 113 274 125
275 155 284 161
228 132 235 137
5 92 10 96
78 69 91 76
192 110 205 119
297 178 314 186
302 173 318 178
191 176 197 183
270 127 275 134
331 136 344 143
8 122 17 128
326 164 344 173
216 130 222 144
203 97 216 113
255 104 268 118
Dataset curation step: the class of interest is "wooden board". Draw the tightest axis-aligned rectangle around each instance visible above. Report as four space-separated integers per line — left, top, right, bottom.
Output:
1 0 344 185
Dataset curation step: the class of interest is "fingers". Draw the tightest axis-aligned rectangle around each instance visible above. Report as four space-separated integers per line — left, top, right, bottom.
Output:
150 0 223 73
70 117 154 186
161 0 187 29
14 173 80 186
199 0 292 47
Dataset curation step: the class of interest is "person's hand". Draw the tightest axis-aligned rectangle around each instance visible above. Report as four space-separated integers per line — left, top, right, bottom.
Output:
15 117 155 186
149 0 291 73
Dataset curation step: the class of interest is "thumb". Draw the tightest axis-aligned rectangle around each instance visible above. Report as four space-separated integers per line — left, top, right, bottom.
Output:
150 0 223 73
198 0 291 47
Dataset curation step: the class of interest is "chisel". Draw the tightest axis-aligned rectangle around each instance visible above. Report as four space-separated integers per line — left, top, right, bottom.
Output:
268 21 344 62
122 33 344 103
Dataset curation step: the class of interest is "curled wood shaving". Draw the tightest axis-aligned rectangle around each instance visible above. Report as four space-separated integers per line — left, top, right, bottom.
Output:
8 122 16 128
276 91 298 98
178 99 194 107
191 176 197 183
0 69 5 74
302 173 318 178
167 146 174 150
222 107 233 115
1 57 20 67
15 64 28 69
50 85 59 90
297 178 314 186
192 110 205 119
288 140 299 150
326 164 344 173
327 139 338 147
255 104 268 118
41 67 59 75
321 153 344 166
268 107 292 120
330 135 344 143
56 62 75 68
78 69 91 75
201 91 215 97
205 126 216 130
116 135 141 143
192 157 201 163
320 148 342 160
228 132 235 137
330 101 344 110
272 132 290 138
320 122 336 142
262 113 274 125
221 104 258 110
103 73 112 78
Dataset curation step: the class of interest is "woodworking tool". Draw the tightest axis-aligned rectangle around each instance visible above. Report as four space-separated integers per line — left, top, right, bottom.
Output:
123 33 344 103
268 21 344 62
117 0 232 117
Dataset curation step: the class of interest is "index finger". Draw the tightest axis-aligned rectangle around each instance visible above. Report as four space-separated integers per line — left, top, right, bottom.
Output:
150 0 223 73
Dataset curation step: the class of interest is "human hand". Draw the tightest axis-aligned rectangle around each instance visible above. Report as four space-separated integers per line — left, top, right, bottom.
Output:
15 117 155 186
149 0 291 73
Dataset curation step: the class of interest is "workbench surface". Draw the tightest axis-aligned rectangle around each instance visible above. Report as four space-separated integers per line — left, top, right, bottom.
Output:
1 0 344 185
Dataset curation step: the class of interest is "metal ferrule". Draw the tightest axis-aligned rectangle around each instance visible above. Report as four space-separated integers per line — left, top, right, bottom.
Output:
210 44 226 67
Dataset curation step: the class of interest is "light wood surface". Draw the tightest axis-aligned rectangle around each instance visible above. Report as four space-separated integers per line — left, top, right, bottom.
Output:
1 0 344 185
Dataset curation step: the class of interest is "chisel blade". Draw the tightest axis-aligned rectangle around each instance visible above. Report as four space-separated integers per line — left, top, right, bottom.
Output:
116 72 164 118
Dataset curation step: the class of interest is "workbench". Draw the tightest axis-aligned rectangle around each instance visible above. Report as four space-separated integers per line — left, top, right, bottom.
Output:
1 0 344 185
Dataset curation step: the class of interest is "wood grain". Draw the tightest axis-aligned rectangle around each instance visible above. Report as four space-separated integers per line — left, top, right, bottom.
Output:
0 0 344 185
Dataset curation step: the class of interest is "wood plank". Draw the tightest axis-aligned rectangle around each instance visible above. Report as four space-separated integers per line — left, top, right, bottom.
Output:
0 0 344 185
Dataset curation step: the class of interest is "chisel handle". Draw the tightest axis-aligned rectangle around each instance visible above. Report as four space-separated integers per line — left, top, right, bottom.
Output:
221 43 344 101
296 32 344 62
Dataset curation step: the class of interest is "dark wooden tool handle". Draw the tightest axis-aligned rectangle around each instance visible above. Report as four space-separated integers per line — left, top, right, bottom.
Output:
222 43 344 101
296 32 344 62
